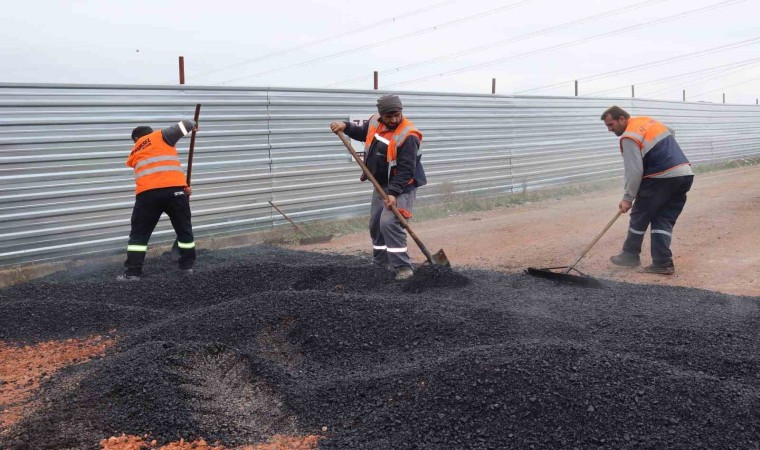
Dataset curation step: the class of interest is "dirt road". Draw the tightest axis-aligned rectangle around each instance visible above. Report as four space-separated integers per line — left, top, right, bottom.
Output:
300 166 760 297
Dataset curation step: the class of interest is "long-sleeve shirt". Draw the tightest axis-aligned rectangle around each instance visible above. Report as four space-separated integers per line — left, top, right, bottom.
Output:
162 119 196 146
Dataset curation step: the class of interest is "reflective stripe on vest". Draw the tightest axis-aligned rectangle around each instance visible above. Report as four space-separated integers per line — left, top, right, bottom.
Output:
620 117 690 178
364 114 423 180
127 130 187 194
620 117 672 156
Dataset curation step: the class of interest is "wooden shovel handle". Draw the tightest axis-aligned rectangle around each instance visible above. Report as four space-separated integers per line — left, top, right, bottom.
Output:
186 104 201 186
564 210 623 274
336 131 436 264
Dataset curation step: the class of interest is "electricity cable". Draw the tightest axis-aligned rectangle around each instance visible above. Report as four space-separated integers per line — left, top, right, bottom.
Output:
185 0 463 82
216 0 539 85
327 0 667 88
386 0 747 89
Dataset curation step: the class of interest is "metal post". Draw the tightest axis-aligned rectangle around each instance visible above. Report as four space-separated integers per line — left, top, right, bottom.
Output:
574 80 578 96
683 90 686 102
492 78 496 94
179 56 185 85
723 93 726 104
631 85 635 98
373 71 378 90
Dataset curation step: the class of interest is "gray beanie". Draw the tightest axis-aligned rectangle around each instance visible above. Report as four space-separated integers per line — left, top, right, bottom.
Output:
376 94 403 114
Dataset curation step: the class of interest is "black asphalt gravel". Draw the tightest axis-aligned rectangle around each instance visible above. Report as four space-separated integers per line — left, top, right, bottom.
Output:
1 246 759 449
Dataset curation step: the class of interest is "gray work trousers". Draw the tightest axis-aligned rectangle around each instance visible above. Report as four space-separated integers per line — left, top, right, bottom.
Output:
369 189 416 269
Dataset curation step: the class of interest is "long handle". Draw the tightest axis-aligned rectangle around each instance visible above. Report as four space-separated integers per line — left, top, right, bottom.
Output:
186 104 201 186
268 201 310 237
564 210 623 274
336 131 436 264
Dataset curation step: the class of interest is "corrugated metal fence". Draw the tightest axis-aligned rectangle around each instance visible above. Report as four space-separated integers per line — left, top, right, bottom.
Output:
1 83 759 267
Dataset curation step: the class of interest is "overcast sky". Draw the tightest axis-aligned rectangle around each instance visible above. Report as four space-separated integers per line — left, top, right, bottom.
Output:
2 0 759 104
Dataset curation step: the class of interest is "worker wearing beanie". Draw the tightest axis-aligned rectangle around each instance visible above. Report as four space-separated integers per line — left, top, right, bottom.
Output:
118 119 198 281
330 95 427 280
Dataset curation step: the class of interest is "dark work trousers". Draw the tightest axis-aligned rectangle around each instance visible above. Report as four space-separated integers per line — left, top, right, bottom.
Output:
125 186 196 276
622 175 694 265
369 189 416 269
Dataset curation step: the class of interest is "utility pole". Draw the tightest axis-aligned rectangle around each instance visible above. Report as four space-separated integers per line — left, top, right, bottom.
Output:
574 80 578 96
492 78 496 94
723 93 726 104
373 71 378 90
179 56 185 85
631 85 635 98
683 90 686 102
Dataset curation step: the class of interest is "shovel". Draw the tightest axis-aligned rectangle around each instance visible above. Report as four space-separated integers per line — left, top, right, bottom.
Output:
268 200 334 245
336 131 450 267
526 210 623 288
171 103 201 260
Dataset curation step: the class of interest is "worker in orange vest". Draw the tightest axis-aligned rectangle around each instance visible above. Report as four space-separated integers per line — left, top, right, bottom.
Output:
330 95 427 280
601 106 693 275
118 119 198 281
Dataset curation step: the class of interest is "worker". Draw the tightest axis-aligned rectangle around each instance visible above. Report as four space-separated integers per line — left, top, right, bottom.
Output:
117 119 198 281
601 106 694 275
329 94 426 280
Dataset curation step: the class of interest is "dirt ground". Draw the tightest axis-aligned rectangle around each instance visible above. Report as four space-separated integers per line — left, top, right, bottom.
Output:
299 165 760 297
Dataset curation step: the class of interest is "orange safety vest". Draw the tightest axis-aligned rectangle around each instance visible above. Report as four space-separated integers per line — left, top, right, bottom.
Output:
126 130 187 195
363 114 423 180
620 117 690 178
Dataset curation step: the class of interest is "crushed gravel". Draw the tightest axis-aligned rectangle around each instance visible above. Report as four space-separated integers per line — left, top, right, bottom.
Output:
1 245 759 449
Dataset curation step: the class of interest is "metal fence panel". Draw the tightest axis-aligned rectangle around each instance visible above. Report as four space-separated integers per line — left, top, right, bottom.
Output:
1 83 759 267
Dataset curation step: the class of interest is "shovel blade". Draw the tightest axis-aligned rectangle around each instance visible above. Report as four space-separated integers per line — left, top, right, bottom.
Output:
430 249 451 267
298 234 334 245
526 267 601 288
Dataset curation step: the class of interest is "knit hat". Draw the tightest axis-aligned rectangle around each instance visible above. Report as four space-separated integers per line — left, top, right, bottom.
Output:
376 94 403 114
131 126 153 141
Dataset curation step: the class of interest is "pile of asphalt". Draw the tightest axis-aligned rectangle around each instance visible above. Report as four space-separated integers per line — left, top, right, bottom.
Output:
1 246 759 449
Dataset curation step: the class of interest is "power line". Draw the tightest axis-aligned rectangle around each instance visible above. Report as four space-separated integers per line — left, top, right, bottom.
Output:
184 0 464 82
327 0 667 88
385 0 748 89
516 37 760 95
215 0 540 85
688 73 760 100
583 57 760 96
644 60 760 97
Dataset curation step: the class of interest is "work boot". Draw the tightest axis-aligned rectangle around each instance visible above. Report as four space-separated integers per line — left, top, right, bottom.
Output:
641 261 675 275
609 252 641 267
116 274 141 282
181 268 194 276
394 267 414 281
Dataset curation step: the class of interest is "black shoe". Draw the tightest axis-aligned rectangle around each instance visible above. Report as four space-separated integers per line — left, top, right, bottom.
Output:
609 252 641 267
116 274 141 282
641 262 675 275
180 268 194 276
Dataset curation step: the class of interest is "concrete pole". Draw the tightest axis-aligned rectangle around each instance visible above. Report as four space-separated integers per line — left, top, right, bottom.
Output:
492 78 496 94
574 80 578 96
373 71 378 90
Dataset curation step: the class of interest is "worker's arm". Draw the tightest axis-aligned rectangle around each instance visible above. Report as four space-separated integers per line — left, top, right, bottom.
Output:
387 135 420 197
620 138 643 212
161 119 197 146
